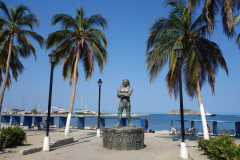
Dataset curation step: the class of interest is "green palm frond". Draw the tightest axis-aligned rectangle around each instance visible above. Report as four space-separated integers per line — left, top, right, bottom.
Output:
165 67 179 98
0 36 9 54
10 4 30 23
0 29 10 39
9 54 24 80
16 33 36 59
233 13 240 26
235 33 240 48
62 48 74 80
81 41 94 80
88 29 108 48
233 13 240 47
88 14 108 30
54 39 74 66
76 6 85 29
45 30 74 50
51 14 78 30
21 30 44 47
0 42 24 88
17 13 39 29
0 1 11 21
145 41 173 83
88 39 107 73
0 17 9 29
190 13 205 31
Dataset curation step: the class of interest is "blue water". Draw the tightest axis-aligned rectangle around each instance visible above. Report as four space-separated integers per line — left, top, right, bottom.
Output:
145 114 240 132
59 114 240 132
21 114 240 132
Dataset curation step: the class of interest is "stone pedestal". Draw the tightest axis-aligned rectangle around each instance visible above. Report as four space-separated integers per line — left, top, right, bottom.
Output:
102 126 144 150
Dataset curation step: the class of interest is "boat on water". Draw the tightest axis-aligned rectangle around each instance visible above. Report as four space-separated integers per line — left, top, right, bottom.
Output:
74 109 95 115
75 109 85 114
58 108 69 114
199 110 216 116
51 106 59 113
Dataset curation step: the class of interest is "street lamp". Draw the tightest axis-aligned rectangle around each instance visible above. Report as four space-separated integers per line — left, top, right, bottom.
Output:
43 50 56 152
174 44 188 159
97 79 102 138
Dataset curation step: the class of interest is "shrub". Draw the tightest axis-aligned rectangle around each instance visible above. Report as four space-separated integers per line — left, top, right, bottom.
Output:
31 109 37 114
0 126 27 150
197 133 240 160
12 108 20 112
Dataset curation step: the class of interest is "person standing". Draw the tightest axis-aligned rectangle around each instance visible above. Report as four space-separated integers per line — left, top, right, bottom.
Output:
207 124 212 133
145 118 148 132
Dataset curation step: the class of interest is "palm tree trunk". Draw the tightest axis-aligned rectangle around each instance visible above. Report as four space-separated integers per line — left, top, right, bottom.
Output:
65 46 80 137
196 81 209 140
0 34 13 130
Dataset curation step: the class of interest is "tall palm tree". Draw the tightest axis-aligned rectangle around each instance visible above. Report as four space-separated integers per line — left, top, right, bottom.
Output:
0 1 44 128
45 6 108 137
188 0 240 34
146 1 228 140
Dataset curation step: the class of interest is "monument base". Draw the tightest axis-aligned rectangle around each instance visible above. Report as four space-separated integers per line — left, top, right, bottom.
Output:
103 126 144 150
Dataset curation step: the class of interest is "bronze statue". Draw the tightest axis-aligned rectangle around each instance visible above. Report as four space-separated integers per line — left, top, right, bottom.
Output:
116 79 134 127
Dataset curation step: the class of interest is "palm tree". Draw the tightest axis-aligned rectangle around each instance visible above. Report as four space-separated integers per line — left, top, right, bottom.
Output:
188 0 240 34
45 6 108 137
0 1 44 129
145 1 228 140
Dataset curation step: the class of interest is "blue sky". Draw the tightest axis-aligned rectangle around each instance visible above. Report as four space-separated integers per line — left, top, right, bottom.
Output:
2 0 240 115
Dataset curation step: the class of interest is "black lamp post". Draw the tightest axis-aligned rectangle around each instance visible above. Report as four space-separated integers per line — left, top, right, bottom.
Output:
97 79 102 137
174 44 185 143
46 50 56 137
43 50 56 151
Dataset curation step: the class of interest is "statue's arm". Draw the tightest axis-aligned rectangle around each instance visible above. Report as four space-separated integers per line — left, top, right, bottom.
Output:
126 88 133 97
118 92 127 98
117 88 133 98
117 89 126 98
117 89 122 98
120 88 133 97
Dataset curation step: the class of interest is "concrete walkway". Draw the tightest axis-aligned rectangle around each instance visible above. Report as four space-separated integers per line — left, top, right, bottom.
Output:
1 127 238 160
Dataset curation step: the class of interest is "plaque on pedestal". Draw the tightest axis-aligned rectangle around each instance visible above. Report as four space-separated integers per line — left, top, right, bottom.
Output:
103 126 144 150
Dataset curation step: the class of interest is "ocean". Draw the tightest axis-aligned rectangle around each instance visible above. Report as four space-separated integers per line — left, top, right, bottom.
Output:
56 114 240 132
19 114 240 132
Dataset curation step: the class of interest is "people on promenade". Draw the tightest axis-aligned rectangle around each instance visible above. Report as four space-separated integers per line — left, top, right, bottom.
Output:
145 118 148 132
189 127 194 134
207 124 212 133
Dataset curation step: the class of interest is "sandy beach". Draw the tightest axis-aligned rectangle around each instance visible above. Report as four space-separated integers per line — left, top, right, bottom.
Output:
1 126 240 160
